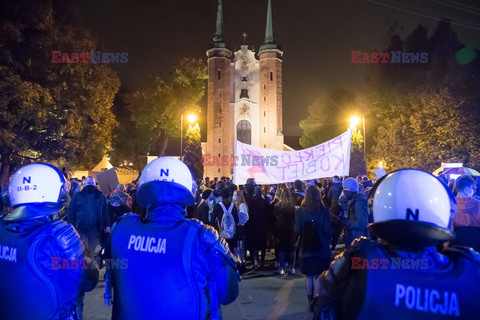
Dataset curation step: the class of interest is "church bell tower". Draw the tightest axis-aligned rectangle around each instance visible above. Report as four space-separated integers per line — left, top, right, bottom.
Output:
203 0 284 179
205 0 233 178
259 0 283 150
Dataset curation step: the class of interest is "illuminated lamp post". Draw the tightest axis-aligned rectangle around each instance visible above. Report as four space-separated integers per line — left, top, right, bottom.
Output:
349 116 367 175
180 114 198 159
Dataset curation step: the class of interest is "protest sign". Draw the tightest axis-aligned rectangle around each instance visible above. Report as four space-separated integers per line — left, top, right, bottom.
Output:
374 168 387 179
95 167 119 195
233 130 352 185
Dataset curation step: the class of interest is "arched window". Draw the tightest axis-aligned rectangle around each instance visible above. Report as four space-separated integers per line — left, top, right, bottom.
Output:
240 89 249 99
270 71 273 81
237 120 252 145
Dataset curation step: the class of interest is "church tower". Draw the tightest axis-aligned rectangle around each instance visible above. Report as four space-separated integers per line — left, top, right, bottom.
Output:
205 0 233 178
203 0 284 179
259 0 284 150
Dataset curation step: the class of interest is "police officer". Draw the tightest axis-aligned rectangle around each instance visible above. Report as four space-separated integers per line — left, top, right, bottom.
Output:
0 163 99 319
314 169 480 319
105 157 240 319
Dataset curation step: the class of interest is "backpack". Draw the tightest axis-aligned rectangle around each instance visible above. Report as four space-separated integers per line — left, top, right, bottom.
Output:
237 203 249 226
301 217 320 251
219 202 236 240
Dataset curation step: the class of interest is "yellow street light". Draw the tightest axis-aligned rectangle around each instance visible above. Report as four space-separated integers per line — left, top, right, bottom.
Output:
181 113 198 159
349 116 360 130
349 115 367 175
186 114 197 123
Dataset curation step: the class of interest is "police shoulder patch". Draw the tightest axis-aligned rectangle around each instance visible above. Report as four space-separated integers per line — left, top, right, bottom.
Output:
49 220 84 261
445 245 480 265
330 251 350 279
349 236 375 252
200 226 219 245
183 219 231 259
116 213 139 225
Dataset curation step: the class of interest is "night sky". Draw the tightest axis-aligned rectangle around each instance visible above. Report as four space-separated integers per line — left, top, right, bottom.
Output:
77 0 480 138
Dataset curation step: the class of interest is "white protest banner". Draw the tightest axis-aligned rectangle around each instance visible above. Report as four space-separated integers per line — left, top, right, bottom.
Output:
233 130 352 185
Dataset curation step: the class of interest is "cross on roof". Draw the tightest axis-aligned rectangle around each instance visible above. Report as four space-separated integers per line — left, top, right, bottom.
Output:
242 32 247 44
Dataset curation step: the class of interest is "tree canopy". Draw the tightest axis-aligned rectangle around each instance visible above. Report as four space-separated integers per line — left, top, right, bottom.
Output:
299 89 361 148
366 21 480 172
299 20 480 176
0 0 120 184
371 88 480 172
299 89 366 176
111 58 207 167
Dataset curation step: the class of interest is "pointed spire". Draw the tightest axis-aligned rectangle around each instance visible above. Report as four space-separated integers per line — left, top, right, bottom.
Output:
264 0 275 44
213 0 224 44
259 0 281 55
207 0 231 57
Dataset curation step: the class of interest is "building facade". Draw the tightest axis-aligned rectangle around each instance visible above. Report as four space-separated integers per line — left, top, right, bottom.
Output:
203 0 285 179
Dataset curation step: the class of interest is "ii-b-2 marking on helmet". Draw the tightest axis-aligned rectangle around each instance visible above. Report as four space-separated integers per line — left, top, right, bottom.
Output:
406 208 419 221
18 176 37 191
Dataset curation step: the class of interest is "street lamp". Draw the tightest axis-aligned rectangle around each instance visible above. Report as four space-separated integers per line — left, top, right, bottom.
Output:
350 115 367 175
349 116 360 130
186 114 197 123
180 114 197 159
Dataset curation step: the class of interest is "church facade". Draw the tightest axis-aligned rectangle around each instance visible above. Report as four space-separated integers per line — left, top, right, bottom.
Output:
203 0 288 179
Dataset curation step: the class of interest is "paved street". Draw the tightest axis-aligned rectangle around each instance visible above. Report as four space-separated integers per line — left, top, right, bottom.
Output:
84 253 313 320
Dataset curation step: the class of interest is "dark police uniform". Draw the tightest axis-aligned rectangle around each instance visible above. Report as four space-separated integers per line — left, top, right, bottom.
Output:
0 213 99 320
105 204 240 320
313 238 480 320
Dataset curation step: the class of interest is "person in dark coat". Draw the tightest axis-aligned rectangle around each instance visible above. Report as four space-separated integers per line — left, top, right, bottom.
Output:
243 178 256 203
245 185 269 269
328 175 344 251
68 177 110 253
274 188 296 274
265 186 277 250
342 178 370 249
294 185 333 312
292 179 306 207
211 188 239 252
195 189 213 226
108 194 130 227
127 181 145 218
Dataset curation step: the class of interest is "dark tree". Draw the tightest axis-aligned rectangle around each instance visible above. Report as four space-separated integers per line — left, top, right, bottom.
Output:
299 89 360 148
127 58 207 160
0 0 120 184
365 20 480 172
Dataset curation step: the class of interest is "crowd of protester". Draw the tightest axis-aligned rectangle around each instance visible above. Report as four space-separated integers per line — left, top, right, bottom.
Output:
192 175 373 265
2 168 480 314
186 175 376 311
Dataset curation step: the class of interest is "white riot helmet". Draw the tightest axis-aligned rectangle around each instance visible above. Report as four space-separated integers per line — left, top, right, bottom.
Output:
368 169 455 247
7 163 68 220
137 157 195 209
